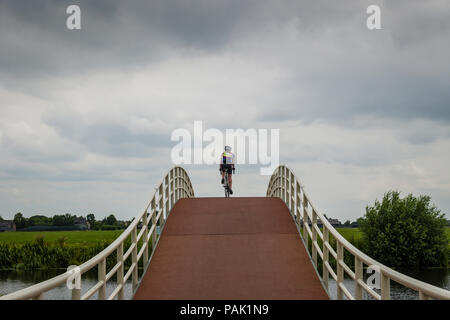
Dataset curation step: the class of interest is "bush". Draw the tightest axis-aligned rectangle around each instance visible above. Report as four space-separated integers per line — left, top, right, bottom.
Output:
358 191 448 268
0 237 129 270
100 225 119 231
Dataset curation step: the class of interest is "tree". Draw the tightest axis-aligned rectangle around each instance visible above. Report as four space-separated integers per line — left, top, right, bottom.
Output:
359 191 448 268
0 216 3 221
87 213 96 226
105 214 117 226
29 215 52 226
52 214 75 226
13 212 29 229
344 220 351 227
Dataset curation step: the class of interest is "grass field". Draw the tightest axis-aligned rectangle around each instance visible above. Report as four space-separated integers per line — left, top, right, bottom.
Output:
0 227 448 246
330 227 449 245
0 230 124 246
335 227 364 242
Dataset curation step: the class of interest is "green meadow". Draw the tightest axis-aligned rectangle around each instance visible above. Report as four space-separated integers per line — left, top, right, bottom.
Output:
0 230 123 246
0 227 447 270
336 227 450 245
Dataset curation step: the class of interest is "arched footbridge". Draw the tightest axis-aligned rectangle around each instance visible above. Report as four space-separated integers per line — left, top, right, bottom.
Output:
2 166 449 300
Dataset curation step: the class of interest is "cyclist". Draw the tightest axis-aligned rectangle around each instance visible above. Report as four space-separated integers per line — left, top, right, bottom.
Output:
219 145 235 194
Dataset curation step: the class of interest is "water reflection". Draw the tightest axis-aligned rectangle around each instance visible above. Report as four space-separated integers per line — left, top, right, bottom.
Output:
326 268 449 300
0 269 135 300
1 267 448 300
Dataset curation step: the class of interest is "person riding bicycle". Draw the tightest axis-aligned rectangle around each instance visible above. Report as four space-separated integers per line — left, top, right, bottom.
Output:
219 145 235 194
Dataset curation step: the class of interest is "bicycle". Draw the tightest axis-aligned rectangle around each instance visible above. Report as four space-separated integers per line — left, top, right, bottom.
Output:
223 170 231 198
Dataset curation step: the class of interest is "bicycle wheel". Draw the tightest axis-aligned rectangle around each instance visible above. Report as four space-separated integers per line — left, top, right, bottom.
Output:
224 172 229 198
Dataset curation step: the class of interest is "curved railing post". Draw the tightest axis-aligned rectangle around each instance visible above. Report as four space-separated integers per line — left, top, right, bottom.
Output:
311 209 318 267
381 271 390 300
295 181 301 229
151 201 157 250
354 256 363 300
143 212 149 266
266 164 450 300
131 225 138 292
72 288 80 300
336 241 344 300
117 242 124 300
302 195 309 249
98 258 106 299
322 226 329 290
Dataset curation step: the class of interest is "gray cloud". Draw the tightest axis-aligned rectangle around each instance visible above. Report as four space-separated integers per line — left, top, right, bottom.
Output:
0 1 449 221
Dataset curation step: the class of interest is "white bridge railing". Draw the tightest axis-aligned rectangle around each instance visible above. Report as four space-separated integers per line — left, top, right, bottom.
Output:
267 165 450 300
1 166 194 300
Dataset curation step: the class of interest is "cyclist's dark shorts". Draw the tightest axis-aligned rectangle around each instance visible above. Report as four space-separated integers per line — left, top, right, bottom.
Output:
220 164 233 174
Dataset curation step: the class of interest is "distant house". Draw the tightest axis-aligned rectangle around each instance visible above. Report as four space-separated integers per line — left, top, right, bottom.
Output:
327 218 342 228
300 217 342 228
74 216 90 230
0 220 16 232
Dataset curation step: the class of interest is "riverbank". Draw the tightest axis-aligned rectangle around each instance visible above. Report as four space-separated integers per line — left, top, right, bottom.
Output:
0 230 147 270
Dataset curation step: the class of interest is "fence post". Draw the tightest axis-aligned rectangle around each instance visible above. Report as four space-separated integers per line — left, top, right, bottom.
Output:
71 288 80 300
151 207 157 248
32 293 44 300
337 241 343 300
143 212 149 267
303 195 309 248
278 169 282 198
98 258 106 299
419 291 429 300
132 226 138 292
311 209 318 266
164 175 169 221
322 227 329 290
285 168 289 205
159 183 164 228
117 242 124 300
296 182 301 228
290 173 295 218
354 256 363 300
380 271 390 300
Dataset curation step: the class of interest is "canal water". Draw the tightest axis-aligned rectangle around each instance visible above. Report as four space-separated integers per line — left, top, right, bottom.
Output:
0 267 448 299
0 269 135 300
327 268 449 300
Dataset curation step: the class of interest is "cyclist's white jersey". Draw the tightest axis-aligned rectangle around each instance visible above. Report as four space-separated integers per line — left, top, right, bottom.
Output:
220 151 235 165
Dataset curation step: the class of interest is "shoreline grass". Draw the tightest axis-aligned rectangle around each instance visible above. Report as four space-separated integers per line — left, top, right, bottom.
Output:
0 230 124 246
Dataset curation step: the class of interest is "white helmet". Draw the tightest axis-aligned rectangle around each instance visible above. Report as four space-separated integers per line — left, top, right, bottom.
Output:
224 145 231 152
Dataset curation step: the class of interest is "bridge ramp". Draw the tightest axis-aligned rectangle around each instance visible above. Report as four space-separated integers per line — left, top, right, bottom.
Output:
133 197 329 299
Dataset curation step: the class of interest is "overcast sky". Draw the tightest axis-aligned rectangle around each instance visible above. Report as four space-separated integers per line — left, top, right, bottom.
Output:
1 0 449 222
